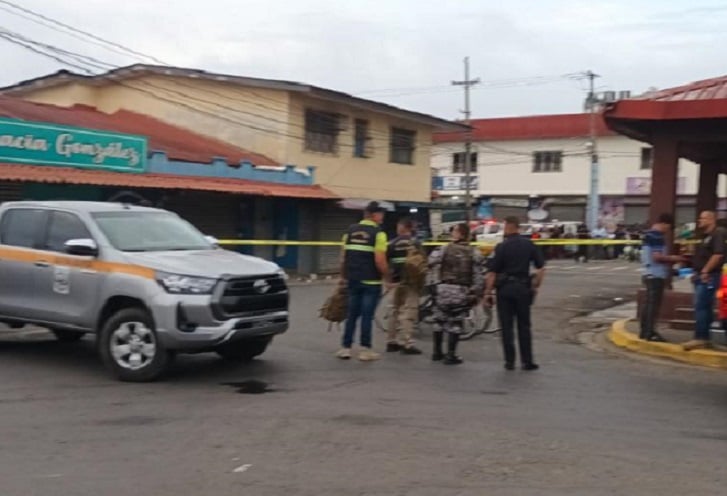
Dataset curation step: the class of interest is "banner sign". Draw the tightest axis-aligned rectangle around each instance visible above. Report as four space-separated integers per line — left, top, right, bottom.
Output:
432 175 479 191
626 176 686 195
0 117 147 173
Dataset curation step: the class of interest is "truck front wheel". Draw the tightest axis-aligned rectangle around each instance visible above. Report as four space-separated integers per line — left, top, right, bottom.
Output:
98 308 172 382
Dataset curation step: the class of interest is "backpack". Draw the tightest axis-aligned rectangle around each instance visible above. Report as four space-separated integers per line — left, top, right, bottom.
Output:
440 243 474 287
402 245 428 291
319 285 348 331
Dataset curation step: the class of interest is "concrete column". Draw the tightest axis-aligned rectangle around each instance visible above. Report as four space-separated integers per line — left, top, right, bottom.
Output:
696 161 719 217
649 136 679 225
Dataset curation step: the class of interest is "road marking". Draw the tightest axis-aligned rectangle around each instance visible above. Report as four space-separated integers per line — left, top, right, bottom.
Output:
233 464 252 473
610 266 630 271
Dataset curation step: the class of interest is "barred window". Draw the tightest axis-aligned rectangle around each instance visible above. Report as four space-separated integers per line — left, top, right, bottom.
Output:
390 127 416 165
305 109 340 154
353 119 370 158
532 151 563 172
452 152 478 173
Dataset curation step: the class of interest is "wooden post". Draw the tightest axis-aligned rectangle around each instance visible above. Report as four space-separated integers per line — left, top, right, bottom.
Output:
649 136 679 226
696 161 719 217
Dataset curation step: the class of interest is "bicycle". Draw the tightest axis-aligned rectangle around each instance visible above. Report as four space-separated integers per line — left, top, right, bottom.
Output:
375 285 500 341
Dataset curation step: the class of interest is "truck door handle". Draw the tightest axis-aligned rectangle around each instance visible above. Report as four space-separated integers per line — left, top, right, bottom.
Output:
34 260 50 267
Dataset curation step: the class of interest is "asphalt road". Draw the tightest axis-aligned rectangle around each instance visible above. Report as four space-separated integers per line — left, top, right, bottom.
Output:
2 261 727 496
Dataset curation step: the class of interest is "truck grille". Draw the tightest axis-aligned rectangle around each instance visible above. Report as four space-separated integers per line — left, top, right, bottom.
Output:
216 275 288 318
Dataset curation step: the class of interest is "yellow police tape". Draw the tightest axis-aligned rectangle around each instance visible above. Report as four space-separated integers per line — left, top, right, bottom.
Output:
218 239 699 247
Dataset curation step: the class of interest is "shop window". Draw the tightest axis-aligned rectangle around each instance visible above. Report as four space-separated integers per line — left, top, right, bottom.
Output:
305 109 340 154
532 151 563 173
452 152 478 173
640 147 653 170
390 127 416 165
353 119 371 158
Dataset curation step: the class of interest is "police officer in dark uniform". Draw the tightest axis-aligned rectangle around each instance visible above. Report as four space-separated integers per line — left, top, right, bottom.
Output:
485 216 546 371
337 201 389 361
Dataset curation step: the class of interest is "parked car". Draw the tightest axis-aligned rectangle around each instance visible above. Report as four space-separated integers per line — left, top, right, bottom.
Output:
0 201 289 381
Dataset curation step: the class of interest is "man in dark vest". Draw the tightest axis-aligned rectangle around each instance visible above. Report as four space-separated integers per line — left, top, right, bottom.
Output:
485 216 545 371
337 201 389 361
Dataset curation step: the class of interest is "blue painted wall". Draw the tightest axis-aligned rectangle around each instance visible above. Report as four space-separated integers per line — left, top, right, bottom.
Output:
148 151 316 186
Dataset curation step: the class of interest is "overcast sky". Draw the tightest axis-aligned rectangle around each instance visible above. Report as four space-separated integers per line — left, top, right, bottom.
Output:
1 0 726 120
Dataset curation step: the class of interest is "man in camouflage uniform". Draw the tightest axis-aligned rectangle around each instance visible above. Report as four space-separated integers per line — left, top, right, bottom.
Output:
428 222 486 365
386 217 424 355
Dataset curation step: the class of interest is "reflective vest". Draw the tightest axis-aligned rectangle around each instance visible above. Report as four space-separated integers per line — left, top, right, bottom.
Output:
343 222 381 282
388 235 416 283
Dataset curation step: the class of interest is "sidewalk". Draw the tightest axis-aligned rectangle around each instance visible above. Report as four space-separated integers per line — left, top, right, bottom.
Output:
608 318 727 370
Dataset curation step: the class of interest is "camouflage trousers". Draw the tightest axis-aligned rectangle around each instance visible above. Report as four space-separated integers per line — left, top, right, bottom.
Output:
432 283 472 335
387 285 419 346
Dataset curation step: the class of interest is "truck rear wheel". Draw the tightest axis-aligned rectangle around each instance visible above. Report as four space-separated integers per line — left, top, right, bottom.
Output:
216 336 272 362
98 308 172 382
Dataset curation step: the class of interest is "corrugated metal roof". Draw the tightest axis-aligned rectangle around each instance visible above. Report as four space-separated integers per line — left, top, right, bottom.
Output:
434 113 613 143
0 163 338 199
639 76 727 102
0 96 277 166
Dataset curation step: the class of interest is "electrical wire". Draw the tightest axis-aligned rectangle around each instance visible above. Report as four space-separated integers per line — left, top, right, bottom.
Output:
0 0 165 64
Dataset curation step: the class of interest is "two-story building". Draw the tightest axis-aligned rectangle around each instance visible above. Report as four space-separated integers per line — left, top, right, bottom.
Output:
431 112 727 232
1 65 465 268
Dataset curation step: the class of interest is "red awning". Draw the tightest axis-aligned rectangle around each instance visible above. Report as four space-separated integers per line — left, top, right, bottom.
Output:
0 163 338 200
605 99 727 121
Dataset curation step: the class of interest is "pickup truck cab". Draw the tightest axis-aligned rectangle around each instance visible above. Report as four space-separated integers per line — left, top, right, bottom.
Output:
0 201 289 381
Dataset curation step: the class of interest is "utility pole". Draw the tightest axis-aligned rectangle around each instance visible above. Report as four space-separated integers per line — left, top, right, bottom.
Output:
452 57 480 221
586 70 601 232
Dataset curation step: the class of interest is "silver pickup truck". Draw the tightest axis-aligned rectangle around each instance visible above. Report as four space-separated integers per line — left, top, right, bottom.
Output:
0 201 289 381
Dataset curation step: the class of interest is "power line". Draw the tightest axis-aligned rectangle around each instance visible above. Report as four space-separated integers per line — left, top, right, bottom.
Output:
0 27 420 144
0 0 166 64
0 29 409 154
0 4 142 61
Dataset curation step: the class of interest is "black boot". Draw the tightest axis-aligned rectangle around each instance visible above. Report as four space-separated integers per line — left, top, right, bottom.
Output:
432 331 444 361
444 333 463 365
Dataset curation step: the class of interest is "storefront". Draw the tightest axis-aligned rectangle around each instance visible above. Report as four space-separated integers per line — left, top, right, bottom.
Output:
0 114 338 273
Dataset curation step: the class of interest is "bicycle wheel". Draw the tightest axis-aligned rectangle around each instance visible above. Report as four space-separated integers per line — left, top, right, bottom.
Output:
375 289 393 333
459 305 496 341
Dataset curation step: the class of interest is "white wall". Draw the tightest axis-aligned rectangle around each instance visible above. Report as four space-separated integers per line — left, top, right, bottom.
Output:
432 135 726 196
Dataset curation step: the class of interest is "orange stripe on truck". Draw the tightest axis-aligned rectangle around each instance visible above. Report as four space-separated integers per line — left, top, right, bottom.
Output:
0 246 155 279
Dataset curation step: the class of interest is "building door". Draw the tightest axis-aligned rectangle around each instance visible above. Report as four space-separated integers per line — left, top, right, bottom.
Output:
272 199 299 269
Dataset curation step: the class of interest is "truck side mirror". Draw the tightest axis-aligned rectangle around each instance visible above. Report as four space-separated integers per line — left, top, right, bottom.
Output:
65 238 99 257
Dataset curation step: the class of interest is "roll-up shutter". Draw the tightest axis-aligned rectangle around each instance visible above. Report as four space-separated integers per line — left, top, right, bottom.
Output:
624 206 649 226
317 202 360 274
0 182 23 205
164 192 240 239
547 205 584 223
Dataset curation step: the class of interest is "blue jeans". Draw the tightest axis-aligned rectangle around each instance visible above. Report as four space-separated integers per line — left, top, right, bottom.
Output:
342 281 382 348
694 273 720 340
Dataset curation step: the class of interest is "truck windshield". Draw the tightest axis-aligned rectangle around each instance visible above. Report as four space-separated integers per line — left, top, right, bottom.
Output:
92 211 212 252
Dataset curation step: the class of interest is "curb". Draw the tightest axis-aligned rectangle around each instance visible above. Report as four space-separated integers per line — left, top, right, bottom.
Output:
608 319 727 370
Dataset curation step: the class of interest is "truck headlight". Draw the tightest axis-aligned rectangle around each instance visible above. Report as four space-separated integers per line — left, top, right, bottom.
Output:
156 272 218 295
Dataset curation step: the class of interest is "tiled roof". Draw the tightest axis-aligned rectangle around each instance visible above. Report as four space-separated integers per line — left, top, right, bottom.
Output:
0 163 338 199
433 113 613 143
0 96 277 166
